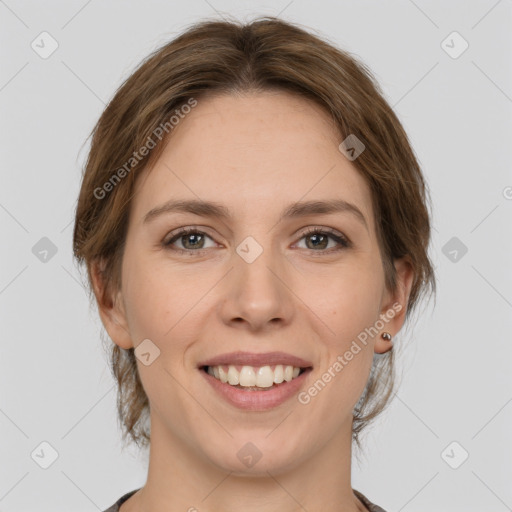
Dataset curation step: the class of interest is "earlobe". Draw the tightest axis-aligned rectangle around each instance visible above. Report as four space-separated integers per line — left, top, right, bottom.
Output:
90 259 134 350
374 331 394 354
374 255 415 354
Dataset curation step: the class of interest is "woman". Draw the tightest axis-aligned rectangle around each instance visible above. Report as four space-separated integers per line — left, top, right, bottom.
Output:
73 16 435 512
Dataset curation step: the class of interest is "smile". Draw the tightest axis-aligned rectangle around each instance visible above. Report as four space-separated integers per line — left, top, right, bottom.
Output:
202 364 306 388
199 365 313 411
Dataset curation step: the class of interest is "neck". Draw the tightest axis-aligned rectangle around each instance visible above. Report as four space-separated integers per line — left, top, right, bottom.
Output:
122 410 367 512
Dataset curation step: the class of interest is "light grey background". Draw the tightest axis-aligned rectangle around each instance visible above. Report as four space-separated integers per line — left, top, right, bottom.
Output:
1 1 511 511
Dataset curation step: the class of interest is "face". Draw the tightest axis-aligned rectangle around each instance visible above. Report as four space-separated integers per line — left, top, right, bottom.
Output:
97 90 412 475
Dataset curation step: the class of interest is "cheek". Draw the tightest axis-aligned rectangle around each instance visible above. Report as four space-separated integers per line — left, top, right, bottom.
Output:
120 255 199 414
304 272 380 422
122 252 212 354
121 251 177 341
312 259 384 339
306 260 382 396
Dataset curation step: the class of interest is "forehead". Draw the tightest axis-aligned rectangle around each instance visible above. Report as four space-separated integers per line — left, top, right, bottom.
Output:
130 91 374 230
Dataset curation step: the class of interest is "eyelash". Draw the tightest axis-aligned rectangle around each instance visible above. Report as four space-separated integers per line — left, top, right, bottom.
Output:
162 226 351 256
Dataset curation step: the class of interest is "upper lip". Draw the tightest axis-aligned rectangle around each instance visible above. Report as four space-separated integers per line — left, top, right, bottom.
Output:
198 351 313 368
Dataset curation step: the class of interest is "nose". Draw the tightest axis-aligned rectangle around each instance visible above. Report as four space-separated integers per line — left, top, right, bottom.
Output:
218 243 295 332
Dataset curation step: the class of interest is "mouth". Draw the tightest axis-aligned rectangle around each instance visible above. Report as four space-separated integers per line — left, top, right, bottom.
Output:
199 364 312 390
197 351 314 409
199 363 313 411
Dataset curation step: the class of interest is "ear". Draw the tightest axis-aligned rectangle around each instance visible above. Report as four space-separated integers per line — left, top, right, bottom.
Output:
90 258 134 350
374 255 415 354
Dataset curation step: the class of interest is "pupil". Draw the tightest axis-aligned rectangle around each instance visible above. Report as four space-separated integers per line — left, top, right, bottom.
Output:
185 234 202 249
309 234 326 249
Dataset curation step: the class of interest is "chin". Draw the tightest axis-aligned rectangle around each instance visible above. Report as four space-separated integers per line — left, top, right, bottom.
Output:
202 435 306 476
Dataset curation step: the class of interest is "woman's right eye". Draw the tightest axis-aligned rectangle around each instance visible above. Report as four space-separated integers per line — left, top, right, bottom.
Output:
163 228 216 253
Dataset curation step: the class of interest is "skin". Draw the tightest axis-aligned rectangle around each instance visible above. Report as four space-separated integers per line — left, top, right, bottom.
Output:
93 90 414 512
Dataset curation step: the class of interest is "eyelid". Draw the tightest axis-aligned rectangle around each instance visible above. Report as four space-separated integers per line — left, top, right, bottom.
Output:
296 226 350 244
163 225 351 253
163 225 217 244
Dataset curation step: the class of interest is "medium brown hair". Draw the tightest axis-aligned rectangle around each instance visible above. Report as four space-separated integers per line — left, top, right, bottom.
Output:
73 16 436 452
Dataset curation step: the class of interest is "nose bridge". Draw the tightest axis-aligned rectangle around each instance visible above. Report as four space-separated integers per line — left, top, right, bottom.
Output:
235 232 283 296
223 232 293 327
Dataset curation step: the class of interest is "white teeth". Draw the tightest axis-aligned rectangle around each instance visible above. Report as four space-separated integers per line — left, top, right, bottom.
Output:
227 366 239 385
274 364 284 383
206 364 304 388
239 366 256 386
256 366 274 388
218 366 228 383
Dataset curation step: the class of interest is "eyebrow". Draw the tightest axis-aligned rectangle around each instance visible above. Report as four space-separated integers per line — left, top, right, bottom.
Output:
143 198 368 230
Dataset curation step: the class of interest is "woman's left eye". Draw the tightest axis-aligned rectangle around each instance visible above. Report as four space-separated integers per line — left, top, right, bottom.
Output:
163 227 351 254
295 227 351 252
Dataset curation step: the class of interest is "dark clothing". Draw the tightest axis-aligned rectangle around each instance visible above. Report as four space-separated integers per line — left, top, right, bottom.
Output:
103 487 388 511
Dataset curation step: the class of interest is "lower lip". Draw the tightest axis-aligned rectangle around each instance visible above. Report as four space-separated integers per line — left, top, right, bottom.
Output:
200 368 312 411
